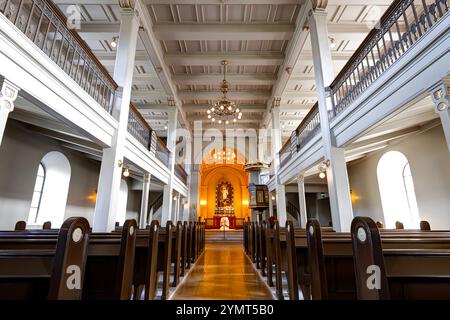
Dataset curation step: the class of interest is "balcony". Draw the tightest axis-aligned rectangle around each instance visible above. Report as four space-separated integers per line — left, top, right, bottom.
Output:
128 104 171 168
174 163 188 185
1 0 116 113
329 0 449 119
280 0 449 171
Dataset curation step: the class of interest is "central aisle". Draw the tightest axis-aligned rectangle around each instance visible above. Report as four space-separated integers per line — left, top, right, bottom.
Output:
171 241 274 300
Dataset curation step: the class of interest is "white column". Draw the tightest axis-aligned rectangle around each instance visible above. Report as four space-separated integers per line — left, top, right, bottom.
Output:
297 174 308 228
93 6 139 232
188 165 200 221
431 82 450 152
0 79 20 147
268 193 274 217
161 102 178 224
139 173 151 229
271 99 287 226
309 7 353 232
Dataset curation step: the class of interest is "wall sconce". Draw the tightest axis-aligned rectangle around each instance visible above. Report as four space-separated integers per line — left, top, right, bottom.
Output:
242 200 249 206
200 200 207 206
110 36 119 48
173 196 177 201
123 165 130 177
318 160 330 179
329 36 336 49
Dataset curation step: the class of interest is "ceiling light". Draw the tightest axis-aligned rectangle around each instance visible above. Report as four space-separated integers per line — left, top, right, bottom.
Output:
212 118 215 122
208 115 211 119
111 36 118 48
329 36 336 49
206 60 241 125
319 172 326 179
207 110 211 114
164 125 168 130
233 118 237 122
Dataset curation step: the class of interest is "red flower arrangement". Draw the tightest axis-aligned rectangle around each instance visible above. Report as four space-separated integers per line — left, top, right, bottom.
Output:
268 216 278 226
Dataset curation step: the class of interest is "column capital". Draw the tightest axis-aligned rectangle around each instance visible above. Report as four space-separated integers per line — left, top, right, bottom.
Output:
167 96 177 109
311 0 328 11
0 79 20 112
143 173 151 183
430 82 450 113
297 174 305 183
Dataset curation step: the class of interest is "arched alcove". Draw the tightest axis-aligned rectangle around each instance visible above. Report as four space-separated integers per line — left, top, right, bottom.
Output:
377 151 420 229
28 151 71 228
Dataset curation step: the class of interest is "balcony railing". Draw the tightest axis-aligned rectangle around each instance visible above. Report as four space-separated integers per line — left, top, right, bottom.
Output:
155 135 170 165
128 104 172 169
296 103 320 149
128 103 151 149
279 102 320 167
1 0 117 113
174 162 188 185
329 0 449 118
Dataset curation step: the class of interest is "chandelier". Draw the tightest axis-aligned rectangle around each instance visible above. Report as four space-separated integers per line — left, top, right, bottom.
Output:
207 60 242 124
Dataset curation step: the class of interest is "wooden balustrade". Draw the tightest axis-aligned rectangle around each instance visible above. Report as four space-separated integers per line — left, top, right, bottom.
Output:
296 103 320 149
329 0 449 117
128 103 152 149
155 135 170 165
1 0 117 113
174 163 188 185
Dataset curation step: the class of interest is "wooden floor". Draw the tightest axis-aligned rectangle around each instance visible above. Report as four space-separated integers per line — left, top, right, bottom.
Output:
171 242 274 300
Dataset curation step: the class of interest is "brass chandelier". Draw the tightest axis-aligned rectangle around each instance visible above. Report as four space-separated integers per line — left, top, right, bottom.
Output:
207 60 242 124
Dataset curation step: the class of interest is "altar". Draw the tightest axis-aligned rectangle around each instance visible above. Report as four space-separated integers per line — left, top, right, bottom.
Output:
204 180 244 229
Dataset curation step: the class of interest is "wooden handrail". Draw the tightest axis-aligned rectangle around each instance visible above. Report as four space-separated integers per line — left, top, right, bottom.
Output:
294 102 319 134
129 103 151 131
45 0 117 89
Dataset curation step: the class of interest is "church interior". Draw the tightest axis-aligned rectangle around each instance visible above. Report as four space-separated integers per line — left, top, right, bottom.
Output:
0 0 450 303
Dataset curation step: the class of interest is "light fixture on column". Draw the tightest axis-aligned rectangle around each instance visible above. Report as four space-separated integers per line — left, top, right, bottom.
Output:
329 36 336 49
173 196 177 201
123 165 130 177
318 160 330 179
110 36 119 48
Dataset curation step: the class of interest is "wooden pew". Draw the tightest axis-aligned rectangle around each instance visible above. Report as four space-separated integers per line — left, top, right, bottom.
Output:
0 219 137 300
43 221 52 230
0 217 90 299
302 218 450 300
171 221 183 287
351 216 450 300
132 220 160 300
180 221 188 277
14 221 26 231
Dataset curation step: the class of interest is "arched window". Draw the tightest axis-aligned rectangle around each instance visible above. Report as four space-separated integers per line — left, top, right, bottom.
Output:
27 152 71 228
377 151 420 229
28 163 46 223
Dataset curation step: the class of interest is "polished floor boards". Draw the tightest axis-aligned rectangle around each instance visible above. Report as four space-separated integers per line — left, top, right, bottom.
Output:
171 242 274 300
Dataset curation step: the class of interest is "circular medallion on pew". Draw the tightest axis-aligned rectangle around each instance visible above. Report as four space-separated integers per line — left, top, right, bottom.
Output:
309 225 314 236
129 225 135 236
72 228 83 243
357 227 367 242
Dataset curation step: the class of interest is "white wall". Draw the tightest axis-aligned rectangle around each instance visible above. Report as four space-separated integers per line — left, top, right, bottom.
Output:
0 120 101 230
348 125 450 229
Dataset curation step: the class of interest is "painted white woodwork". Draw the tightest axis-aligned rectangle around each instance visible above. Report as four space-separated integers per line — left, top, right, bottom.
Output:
0 15 117 147
93 8 139 232
161 105 178 224
271 102 287 226
0 79 19 147
309 8 353 232
297 175 308 228
140 173 151 228
431 82 450 153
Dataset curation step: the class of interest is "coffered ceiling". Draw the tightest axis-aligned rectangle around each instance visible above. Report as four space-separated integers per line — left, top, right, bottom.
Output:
55 0 394 139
